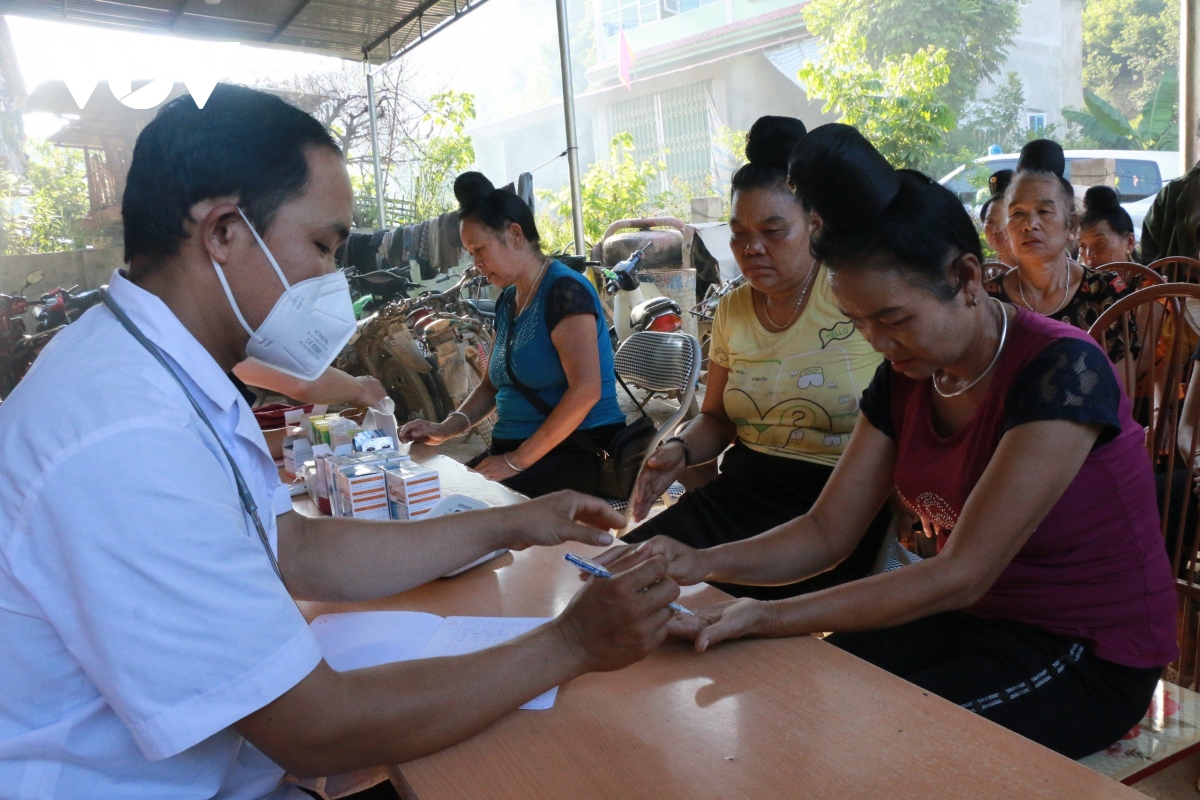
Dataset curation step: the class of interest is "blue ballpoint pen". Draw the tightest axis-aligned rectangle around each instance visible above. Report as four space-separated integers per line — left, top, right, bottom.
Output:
564 552 695 616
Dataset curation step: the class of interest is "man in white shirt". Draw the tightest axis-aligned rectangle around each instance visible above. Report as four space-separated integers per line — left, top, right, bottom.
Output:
0 84 679 799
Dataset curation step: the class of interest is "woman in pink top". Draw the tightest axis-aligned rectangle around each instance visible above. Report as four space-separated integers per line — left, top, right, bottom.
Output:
599 124 1177 758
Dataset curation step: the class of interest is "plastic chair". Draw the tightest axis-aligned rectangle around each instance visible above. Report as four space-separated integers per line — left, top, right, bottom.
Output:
613 331 702 506
1081 282 1200 782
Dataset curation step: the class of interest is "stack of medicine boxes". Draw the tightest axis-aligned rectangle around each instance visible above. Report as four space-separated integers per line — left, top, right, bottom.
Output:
384 461 441 520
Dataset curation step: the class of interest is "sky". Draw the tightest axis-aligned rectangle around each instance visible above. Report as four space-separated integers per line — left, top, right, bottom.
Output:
4 2 575 141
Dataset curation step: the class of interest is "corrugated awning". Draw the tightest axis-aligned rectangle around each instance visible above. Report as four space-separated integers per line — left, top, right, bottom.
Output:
0 0 489 64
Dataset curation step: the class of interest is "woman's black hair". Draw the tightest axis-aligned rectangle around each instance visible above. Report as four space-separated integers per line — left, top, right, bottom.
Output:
1081 185 1134 236
1010 138 1075 210
979 169 1014 223
730 115 807 196
122 83 342 272
454 171 540 247
788 123 982 301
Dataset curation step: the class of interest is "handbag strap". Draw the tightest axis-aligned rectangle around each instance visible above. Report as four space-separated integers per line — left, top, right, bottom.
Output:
503 292 609 459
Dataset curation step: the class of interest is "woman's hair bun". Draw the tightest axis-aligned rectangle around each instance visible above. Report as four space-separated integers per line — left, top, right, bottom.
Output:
744 116 808 172
453 171 496 211
988 169 1014 198
1083 185 1121 212
1017 139 1065 177
789 123 900 233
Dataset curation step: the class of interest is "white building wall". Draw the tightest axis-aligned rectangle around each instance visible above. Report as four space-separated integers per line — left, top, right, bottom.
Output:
978 0 1084 130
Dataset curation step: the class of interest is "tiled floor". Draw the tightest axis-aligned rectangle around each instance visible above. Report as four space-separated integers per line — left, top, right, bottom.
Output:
1132 751 1200 798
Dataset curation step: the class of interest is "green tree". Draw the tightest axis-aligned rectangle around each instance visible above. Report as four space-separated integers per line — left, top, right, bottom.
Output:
1083 0 1178 120
536 132 662 253
405 90 477 222
803 0 1022 117
798 43 955 169
1063 69 1178 150
0 140 92 255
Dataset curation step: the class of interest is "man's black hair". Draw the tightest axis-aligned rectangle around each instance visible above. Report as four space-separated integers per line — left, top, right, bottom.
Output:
122 83 341 273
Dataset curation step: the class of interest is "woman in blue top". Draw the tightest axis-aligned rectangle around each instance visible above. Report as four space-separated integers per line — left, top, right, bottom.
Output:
399 172 627 497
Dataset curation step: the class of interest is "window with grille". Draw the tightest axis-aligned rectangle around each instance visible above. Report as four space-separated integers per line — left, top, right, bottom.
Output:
600 0 720 36
611 80 714 193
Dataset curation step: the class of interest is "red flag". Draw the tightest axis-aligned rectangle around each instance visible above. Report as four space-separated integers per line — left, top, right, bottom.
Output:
618 28 637 89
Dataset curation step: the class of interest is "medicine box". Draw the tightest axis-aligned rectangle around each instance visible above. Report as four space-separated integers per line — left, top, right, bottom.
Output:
384 463 441 521
335 464 390 520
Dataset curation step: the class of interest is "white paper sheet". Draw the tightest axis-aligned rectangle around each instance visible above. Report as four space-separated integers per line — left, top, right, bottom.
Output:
310 611 558 710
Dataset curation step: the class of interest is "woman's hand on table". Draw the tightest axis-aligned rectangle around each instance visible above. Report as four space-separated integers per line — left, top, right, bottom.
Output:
398 419 456 446
472 454 525 482
501 490 622 550
592 535 712 586
630 441 688 521
667 597 778 653
556 554 679 673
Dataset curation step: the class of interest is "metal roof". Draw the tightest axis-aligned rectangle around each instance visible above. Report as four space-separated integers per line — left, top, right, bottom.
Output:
0 0 490 64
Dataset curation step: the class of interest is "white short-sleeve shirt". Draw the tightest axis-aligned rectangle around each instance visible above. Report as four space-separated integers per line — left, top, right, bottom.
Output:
0 271 321 799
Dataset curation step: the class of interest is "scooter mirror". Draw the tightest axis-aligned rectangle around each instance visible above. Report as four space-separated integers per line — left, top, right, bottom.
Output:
24 271 43 287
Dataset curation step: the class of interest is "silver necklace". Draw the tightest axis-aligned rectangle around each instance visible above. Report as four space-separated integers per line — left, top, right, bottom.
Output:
933 298 1008 398
1016 259 1073 317
515 257 551 317
761 263 819 331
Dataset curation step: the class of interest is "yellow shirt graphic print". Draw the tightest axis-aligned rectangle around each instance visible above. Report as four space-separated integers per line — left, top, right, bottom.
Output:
710 270 882 467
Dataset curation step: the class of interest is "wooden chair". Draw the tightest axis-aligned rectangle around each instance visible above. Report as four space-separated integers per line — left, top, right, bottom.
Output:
1081 282 1200 783
980 261 1011 283
1099 261 1167 289
1149 256 1200 284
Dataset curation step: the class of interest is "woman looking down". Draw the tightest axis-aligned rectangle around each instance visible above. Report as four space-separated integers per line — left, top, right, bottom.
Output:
399 172 627 498
622 116 888 599
599 124 1176 759
1078 185 1137 268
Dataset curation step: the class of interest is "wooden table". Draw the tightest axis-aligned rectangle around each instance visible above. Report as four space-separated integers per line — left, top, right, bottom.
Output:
295 451 1143 799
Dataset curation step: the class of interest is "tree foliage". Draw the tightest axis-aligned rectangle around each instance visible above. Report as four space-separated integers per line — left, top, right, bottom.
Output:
799 43 954 169
1082 0 1178 120
536 132 663 253
803 0 1022 116
0 140 92 256
1063 69 1178 150
280 65 475 227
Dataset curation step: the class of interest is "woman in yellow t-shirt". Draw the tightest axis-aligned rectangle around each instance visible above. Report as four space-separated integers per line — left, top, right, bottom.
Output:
623 116 887 598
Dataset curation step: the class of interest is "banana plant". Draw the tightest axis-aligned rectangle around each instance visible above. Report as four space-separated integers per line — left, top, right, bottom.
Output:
1062 69 1178 151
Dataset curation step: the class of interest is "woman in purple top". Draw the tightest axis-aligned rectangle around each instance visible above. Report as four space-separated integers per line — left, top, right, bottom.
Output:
600 124 1176 758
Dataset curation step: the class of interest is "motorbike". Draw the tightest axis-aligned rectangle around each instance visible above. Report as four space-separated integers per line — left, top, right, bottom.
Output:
33 285 101 332
339 265 497 444
0 271 64 400
601 244 684 343
347 268 416 318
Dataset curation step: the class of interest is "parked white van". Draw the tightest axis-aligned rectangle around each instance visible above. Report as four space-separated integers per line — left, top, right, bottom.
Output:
939 150 1183 237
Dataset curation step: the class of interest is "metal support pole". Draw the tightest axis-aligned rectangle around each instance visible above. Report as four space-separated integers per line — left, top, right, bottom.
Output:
555 0 586 256
366 62 387 228
1183 0 1198 171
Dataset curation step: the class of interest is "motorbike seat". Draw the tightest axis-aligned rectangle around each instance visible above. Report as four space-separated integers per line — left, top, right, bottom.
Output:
464 298 496 315
630 296 682 330
352 270 411 295
67 289 101 310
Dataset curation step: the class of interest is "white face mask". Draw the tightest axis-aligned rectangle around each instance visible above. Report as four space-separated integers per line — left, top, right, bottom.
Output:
212 208 356 381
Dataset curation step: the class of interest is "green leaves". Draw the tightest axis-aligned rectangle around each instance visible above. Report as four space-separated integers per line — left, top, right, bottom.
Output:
1137 67 1177 144
798 45 955 169
1063 69 1177 151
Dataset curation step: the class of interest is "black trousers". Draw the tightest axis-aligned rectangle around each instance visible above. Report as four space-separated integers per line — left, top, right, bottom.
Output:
827 612 1162 759
490 422 626 499
622 442 890 600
